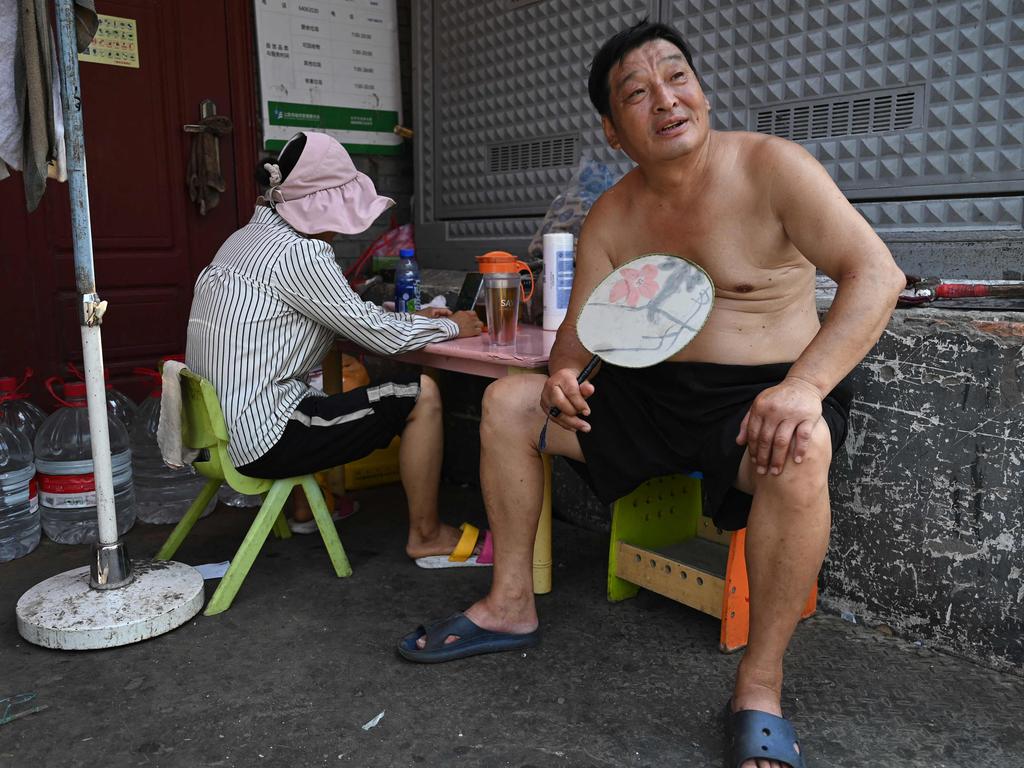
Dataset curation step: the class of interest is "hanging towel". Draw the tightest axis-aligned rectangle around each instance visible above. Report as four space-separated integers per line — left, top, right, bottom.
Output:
47 62 67 182
73 1 98 51
12 0 96 210
13 0 51 209
157 360 200 469
0 2 22 176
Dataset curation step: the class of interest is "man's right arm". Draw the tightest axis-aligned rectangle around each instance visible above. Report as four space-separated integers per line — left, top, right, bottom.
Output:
542 198 616 432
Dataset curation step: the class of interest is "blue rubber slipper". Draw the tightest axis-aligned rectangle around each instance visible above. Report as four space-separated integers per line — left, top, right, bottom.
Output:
724 700 806 768
397 612 540 663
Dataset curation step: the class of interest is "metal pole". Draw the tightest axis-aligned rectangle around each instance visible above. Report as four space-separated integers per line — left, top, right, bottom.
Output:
54 0 132 588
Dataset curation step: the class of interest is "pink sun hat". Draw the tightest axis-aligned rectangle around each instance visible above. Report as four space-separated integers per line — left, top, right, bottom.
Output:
263 131 394 235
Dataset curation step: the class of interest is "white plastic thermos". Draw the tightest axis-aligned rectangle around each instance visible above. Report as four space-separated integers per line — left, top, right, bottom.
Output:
542 232 574 331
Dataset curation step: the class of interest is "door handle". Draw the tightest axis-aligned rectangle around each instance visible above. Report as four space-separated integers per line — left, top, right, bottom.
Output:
184 99 233 215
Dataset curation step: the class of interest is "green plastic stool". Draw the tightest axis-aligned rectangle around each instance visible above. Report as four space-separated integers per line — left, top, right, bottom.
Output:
608 472 817 652
155 369 352 615
607 473 703 602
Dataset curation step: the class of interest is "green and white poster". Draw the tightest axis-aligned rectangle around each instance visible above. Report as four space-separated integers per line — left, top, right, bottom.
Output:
254 0 402 155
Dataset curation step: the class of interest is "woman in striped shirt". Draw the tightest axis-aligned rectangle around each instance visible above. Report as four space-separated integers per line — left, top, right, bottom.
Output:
187 131 484 562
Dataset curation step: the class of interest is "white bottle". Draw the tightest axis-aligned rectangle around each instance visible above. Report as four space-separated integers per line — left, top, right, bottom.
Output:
542 233 575 331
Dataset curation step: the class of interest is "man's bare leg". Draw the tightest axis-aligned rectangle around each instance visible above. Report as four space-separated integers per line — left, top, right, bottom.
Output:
401 374 464 559
732 419 833 768
418 373 584 647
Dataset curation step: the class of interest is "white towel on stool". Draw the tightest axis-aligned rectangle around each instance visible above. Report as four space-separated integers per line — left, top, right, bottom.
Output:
157 360 199 468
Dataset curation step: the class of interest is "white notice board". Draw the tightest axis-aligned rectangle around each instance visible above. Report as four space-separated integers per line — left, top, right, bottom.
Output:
254 0 403 155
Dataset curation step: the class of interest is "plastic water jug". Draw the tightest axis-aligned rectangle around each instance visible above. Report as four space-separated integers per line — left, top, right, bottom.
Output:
34 379 136 544
0 373 47 445
130 366 213 524
66 363 139 433
0 423 39 562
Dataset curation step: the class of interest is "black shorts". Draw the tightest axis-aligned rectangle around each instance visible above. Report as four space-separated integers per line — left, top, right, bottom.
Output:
568 361 853 531
236 373 420 479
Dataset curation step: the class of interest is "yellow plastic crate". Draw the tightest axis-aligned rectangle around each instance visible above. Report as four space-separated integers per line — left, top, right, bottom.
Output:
343 437 401 490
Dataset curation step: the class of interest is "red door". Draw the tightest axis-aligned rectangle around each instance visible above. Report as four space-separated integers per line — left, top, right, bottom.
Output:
0 0 259 403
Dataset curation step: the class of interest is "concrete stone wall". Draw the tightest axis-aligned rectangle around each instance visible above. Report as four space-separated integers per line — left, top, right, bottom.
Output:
435 308 1024 671
823 309 1024 671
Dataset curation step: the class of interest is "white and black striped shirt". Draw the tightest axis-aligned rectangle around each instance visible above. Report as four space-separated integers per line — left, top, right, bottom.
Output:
186 206 458 467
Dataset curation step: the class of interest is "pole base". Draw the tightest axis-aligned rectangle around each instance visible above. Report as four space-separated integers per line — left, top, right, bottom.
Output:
90 540 133 589
16 560 204 650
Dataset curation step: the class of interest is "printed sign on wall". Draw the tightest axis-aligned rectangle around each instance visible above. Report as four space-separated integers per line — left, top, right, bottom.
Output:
254 0 402 155
78 14 139 69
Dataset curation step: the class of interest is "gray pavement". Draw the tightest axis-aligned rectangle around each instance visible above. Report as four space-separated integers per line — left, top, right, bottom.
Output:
2 483 1022 768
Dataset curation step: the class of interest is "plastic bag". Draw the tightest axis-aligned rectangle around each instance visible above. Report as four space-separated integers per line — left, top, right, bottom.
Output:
344 222 414 282
526 156 620 260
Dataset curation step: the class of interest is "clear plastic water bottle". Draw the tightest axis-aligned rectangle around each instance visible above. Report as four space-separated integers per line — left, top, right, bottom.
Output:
130 379 213 525
67 363 138 433
394 247 422 312
34 379 136 545
0 375 47 445
0 423 40 562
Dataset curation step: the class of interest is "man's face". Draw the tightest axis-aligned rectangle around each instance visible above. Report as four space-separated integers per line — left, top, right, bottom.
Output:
602 39 711 164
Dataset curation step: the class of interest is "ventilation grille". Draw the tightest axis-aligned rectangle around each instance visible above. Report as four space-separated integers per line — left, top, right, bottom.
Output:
488 134 579 173
754 88 921 141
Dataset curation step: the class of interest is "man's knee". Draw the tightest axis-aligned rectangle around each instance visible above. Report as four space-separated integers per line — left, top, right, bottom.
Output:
754 420 833 501
799 419 834 475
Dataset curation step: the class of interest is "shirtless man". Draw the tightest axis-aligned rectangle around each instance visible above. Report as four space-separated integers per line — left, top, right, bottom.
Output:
398 20 905 768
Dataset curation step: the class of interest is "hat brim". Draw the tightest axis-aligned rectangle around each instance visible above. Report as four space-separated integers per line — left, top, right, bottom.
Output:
275 172 395 236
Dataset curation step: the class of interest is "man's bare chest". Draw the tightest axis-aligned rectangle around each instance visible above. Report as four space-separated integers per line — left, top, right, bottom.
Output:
608 205 792 294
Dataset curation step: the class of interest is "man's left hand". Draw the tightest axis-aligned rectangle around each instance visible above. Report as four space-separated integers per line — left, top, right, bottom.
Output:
736 377 825 476
415 306 452 319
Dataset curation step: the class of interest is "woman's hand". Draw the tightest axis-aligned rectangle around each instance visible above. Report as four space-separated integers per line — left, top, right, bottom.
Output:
414 306 453 319
450 310 483 337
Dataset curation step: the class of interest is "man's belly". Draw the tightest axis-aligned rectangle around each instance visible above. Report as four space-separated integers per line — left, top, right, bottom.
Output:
669 305 820 365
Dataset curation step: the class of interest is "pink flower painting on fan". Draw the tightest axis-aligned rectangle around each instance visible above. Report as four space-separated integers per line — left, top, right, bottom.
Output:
608 263 660 306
